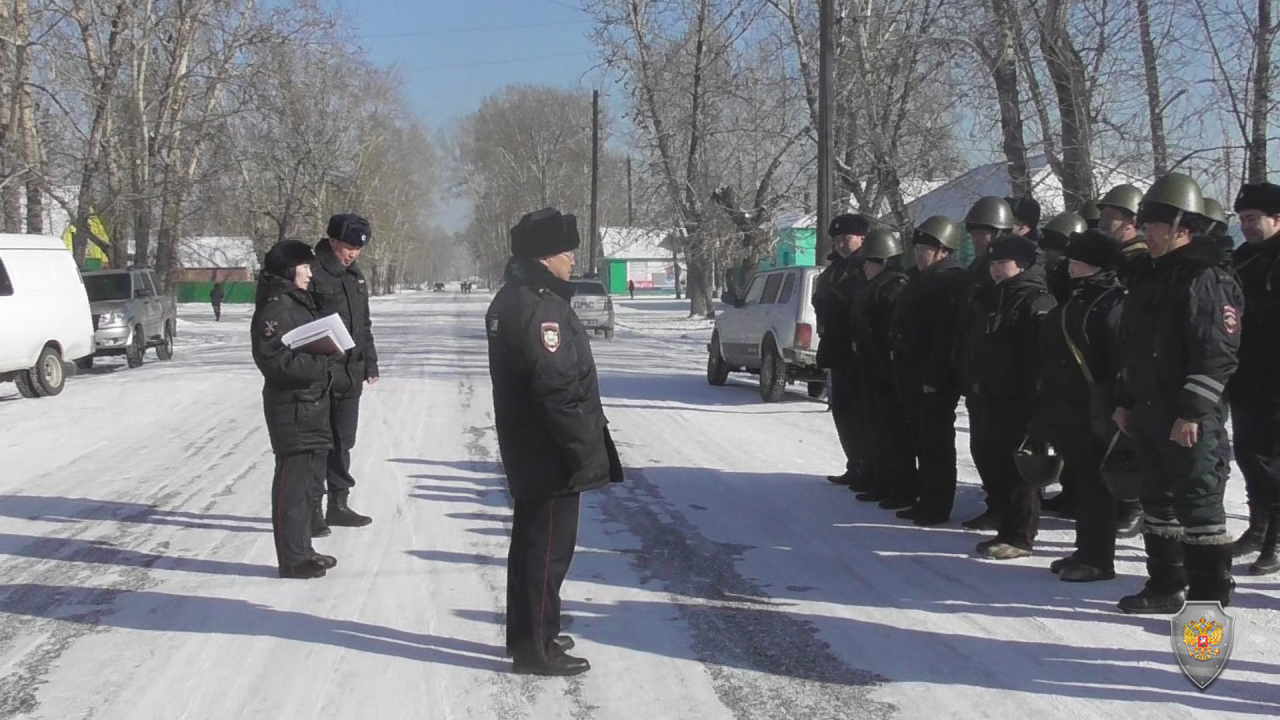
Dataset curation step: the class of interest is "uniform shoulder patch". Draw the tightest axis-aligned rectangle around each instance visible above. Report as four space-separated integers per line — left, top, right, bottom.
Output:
1223 304 1240 334
262 319 279 338
540 321 561 352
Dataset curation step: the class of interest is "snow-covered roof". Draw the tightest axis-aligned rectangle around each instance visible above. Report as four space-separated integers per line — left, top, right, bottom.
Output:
899 155 1150 225
599 227 674 259
180 236 257 269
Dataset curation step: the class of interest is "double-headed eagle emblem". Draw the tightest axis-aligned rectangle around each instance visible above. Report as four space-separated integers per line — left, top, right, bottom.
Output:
1182 617 1225 663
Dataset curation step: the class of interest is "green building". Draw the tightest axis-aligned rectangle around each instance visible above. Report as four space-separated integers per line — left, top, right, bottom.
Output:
598 227 682 295
760 213 818 270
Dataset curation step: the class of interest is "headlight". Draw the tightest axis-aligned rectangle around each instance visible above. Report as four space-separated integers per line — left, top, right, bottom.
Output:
101 311 125 326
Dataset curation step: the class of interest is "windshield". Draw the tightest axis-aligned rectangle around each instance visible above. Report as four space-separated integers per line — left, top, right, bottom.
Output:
572 282 608 296
84 274 131 301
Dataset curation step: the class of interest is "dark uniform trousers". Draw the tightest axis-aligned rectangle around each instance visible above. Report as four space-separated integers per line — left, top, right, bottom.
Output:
326 373 361 494
829 369 866 479
1232 394 1280 519
1132 403 1231 543
272 451 325 567
507 493 581 661
865 385 915 500
914 392 960 516
973 403 1040 548
1055 431 1116 570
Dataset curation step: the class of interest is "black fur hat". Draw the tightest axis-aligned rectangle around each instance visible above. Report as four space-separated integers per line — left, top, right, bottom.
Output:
1233 182 1280 215
1064 229 1123 271
264 239 316 279
511 208 581 259
326 213 372 247
828 213 872 238
987 233 1040 269
1005 196 1042 228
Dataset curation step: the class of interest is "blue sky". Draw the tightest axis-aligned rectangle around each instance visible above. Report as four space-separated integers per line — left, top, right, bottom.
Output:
337 0 607 131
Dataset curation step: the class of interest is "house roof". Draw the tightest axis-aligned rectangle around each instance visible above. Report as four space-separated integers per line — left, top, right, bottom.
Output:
599 227 675 259
180 236 257 269
898 155 1150 225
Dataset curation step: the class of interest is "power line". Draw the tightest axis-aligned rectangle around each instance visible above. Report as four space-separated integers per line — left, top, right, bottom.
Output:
356 19 590 41
393 51 595 73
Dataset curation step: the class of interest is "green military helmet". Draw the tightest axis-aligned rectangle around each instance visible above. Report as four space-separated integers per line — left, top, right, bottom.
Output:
1042 211 1087 240
1202 197 1228 231
964 196 1014 231
914 215 962 250
1014 440 1064 489
1098 184 1144 215
863 228 903 261
1079 200 1102 225
1140 173 1205 216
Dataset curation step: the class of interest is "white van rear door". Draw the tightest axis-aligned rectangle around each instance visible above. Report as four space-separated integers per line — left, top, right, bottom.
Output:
0 251 33 370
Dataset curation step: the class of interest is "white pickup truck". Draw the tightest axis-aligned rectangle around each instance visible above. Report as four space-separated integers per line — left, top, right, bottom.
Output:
706 266 825 402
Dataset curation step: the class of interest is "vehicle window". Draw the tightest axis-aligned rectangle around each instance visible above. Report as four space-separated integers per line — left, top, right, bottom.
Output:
743 276 766 305
0 256 12 296
572 281 608 296
141 272 159 297
84 273 131 301
760 274 783 304
777 272 797 304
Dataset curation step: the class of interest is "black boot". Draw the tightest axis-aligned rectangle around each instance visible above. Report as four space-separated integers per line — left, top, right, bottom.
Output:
311 499 331 538
1117 534 1187 614
279 558 328 579
1185 542 1235 606
1249 515 1279 575
326 490 373 527
1116 504 1142 539
1231 507 1269 558
512 651 590 676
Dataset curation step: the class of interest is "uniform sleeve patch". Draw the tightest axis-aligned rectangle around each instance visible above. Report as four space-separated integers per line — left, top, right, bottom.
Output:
262 319 279 338
1223 304 1239 334
540 322 561 352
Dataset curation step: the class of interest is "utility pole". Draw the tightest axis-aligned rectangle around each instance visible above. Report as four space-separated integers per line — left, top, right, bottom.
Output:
589 90 601 274
817 0 835 265
626 155 634 226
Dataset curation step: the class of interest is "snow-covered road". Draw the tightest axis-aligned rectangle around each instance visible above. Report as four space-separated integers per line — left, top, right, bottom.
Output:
0 292 1276 719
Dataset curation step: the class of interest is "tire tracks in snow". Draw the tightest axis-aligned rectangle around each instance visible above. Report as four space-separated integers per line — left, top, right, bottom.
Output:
595 467 897 720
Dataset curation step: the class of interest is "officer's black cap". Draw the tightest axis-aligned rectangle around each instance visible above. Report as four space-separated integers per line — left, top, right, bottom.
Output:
1064 229 1123 271
1233 182 1280 215
264 239 316 278
327 213 372 248
1005 196 1042 228
828 213 872 238
511 208 581 259
987 233 1039 269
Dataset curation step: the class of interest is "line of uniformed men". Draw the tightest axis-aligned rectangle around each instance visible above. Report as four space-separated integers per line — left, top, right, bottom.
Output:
813 174 1280 613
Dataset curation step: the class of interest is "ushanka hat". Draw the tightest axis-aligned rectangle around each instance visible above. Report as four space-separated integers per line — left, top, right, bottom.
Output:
511 208 581 259
326 213 371 247
1233 182 1280 216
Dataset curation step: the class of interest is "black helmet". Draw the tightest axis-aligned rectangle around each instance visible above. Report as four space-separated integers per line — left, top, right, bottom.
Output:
1014 439 1064 489
863 228 903 261
914 215 962 250
1100 431 1141 502
1097 184 1143 215
964 196 1015 231
1042 212 1087 242
1139 173 1205 217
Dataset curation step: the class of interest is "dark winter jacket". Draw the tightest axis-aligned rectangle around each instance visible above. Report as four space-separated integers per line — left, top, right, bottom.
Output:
210 284 225 304
1229 232 1280 398
811 251 866 374
953 254 996 395
251 275 334 455
1116 236 1243 421
1118 238 1152 287
889 255 967 401
1042 255 1073 304
1031 270 1125 441
852 269 909 390
486 258 624 502
964 265 1056 420
312 239 379 395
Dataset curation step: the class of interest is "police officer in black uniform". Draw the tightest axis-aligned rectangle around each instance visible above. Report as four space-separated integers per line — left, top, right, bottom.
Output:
1228 182 1280 575
958 197 1015 530
1038 212 1087 304
851 229 912 505
486 208 623 676
1112 174 1243 613
1033 230 1127 582
812 213 870 488
889 216 967 525
967 235 1057 559
251 240 340 579
311 213 378 533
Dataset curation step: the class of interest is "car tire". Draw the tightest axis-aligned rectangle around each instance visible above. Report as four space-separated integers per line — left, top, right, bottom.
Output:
34 346 66 396
807 381 826 399
758 340 787 403
707 333 730 387
156 322 174 361
126 326 145 368
15 370 42 398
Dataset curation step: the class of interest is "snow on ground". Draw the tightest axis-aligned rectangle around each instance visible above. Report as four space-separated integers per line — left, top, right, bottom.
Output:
0 292 1277 720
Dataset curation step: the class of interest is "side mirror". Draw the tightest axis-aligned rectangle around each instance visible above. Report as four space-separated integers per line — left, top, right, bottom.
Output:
720 290 737 306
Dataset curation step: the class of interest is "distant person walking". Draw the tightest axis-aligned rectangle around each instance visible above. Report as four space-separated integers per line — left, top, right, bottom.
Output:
210 281 225 321
628 280 635 299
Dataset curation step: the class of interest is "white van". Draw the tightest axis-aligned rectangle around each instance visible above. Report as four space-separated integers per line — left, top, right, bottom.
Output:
0 234 95 398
